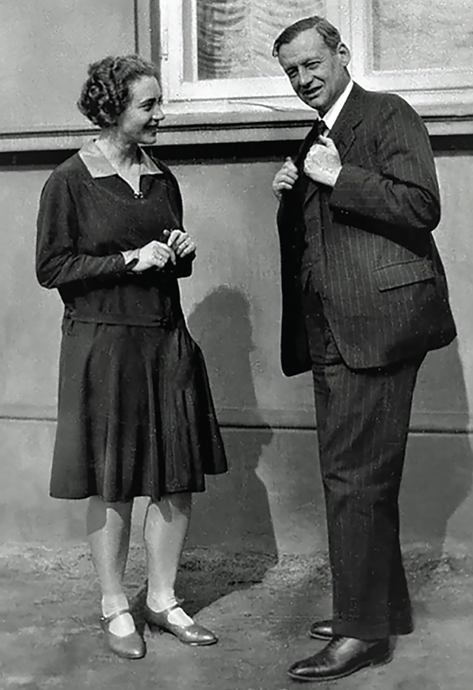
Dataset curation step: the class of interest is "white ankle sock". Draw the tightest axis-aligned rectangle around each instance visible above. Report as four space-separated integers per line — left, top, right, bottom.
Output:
166 607 194 626
146 594 194 626
102 595 135 637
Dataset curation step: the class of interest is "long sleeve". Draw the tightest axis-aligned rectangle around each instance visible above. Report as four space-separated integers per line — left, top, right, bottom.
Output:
36 171 128 289
329 95 440 232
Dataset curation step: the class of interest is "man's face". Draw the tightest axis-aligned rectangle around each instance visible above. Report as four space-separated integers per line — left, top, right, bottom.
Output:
278 29 350 115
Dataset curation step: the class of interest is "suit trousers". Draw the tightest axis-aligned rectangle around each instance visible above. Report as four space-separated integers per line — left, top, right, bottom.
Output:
303 287 425 640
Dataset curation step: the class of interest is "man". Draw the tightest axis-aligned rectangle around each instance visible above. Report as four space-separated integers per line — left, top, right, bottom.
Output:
272 16 456 683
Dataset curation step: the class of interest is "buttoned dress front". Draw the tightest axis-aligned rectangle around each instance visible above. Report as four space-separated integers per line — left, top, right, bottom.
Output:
36 141 227 502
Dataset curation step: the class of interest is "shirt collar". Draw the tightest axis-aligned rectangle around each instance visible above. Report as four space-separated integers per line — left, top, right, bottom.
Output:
78 139 163 178
321 80 354 131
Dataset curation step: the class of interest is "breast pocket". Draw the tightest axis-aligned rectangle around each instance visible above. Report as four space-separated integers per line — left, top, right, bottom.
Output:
374 259 436 291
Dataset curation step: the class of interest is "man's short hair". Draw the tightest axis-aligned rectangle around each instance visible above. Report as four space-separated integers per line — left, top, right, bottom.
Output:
272 16 342 57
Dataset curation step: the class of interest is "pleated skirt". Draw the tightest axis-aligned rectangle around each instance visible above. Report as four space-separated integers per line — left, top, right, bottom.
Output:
50 318 227 501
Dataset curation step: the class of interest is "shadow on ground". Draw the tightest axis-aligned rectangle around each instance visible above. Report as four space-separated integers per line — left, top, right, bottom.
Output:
131 546 278 629
1 543 472 690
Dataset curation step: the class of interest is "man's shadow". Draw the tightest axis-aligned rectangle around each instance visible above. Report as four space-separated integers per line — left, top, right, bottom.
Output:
401 338 473 595
158 286 277 616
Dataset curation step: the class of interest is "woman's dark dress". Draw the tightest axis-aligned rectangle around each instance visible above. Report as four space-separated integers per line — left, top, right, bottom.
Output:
36 144 227 501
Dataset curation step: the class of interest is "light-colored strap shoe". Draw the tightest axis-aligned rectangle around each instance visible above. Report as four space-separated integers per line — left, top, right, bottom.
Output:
100 608 146 659
144 602 217 646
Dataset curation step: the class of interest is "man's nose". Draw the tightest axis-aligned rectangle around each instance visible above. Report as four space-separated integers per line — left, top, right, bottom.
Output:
299 67 313 87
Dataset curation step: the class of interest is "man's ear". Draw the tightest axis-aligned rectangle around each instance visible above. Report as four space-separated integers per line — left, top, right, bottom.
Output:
337 42 351 67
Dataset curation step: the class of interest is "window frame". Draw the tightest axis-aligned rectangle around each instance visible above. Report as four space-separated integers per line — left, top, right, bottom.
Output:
156 0 473 120
1 0 472 152
340 0 473 117
158 0 344 102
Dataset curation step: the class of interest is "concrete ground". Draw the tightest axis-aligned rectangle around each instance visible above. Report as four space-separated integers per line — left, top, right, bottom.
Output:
0 543 472 690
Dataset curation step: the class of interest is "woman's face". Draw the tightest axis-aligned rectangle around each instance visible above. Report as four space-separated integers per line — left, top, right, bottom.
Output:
116 75 164 145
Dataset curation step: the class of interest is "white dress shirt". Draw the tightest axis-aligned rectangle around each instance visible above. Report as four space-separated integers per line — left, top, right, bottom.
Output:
320 80 354 132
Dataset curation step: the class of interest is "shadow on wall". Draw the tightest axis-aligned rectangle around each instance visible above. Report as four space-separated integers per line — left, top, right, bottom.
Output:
186 285 278 560
402 339 473 564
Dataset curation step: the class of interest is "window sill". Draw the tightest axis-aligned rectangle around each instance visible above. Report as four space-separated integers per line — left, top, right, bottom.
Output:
1 98 473 152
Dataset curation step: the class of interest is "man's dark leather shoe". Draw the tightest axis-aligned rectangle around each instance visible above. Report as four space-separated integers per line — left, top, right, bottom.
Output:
308 619 334 641
288 636 391 682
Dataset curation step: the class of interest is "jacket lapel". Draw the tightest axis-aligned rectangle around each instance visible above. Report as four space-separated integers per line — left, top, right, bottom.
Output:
294 121 322 170
294 122 323 211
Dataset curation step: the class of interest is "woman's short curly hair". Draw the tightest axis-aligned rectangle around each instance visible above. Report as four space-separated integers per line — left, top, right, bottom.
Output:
77 54 160 128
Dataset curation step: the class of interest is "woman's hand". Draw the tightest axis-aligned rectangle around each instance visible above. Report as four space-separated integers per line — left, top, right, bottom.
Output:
164 229 197 258
127 240 176 272
123 232 195 274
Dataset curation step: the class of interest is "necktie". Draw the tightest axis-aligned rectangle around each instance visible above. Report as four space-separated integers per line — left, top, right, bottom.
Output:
316 118 328 138
295 119 327 171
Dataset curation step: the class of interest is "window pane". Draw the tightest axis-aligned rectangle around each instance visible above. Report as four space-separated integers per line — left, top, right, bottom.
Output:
372 0 473 71
186 0 326 80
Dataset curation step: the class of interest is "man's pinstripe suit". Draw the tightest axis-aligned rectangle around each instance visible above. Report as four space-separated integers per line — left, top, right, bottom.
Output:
277 83 456 640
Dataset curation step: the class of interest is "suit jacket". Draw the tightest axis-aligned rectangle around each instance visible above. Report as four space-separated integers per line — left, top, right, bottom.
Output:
277 83 456 375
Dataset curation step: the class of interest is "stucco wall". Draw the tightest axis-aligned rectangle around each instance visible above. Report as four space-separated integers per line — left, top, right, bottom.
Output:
1 146 472 559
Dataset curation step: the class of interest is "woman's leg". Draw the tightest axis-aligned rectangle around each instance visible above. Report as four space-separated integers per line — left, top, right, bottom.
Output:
144 492 194 625
87 496 135 636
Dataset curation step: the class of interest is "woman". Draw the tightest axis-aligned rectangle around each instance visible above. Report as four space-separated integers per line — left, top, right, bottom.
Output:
36 55 227 660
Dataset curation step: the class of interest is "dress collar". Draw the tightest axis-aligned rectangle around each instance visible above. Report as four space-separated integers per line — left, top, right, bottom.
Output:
78 139 163 178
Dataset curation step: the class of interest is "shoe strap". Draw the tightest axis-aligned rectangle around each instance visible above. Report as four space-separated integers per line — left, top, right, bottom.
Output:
166 602 181 613
151 602 181 616
100 607 131 625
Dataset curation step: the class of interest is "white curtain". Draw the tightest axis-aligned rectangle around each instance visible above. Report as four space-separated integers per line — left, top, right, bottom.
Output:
195 0 326 79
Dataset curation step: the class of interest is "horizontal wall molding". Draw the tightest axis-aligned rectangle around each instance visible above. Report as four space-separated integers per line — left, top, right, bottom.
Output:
1 136 472 171
1 404 471 434
1 112 473 153
0 405 57 423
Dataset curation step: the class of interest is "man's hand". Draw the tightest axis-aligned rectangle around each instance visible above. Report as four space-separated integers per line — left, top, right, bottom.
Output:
303 136 342 187
272 157 299 200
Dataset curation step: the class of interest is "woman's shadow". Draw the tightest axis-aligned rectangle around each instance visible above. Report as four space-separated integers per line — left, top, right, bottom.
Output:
139 286 278 618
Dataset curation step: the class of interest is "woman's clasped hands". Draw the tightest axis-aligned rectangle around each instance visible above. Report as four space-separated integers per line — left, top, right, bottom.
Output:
131 229 196 273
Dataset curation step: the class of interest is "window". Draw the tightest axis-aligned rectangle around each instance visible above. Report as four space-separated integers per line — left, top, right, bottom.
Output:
2 0 471 151
340 0 473 116
159 0 338 103
155 0 473 121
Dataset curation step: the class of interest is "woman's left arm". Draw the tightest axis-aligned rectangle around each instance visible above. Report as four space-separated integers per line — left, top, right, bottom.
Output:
163 168 196 278
165 229 196 278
